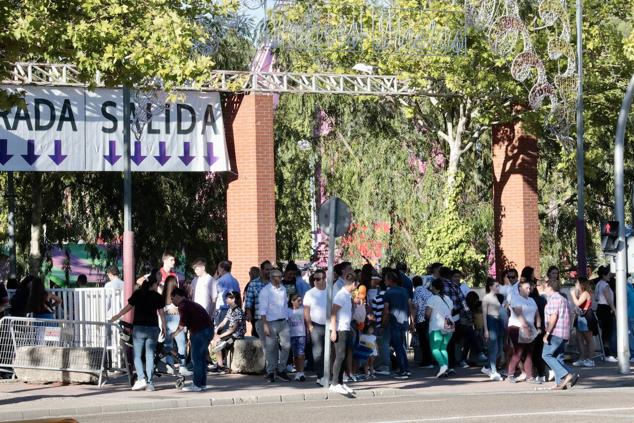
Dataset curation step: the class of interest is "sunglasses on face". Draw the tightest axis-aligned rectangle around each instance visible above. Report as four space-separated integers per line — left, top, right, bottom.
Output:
314 277 323 281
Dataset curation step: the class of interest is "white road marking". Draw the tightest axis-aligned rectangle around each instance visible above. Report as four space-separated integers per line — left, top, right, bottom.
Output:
373 406 634 422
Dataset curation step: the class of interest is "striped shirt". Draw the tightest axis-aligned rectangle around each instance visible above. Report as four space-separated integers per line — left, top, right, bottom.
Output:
545 292 571 340
371 289 386 325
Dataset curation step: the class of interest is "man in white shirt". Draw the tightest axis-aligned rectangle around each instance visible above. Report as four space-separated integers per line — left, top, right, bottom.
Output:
259 268 291 383
303 269 327 385
104 265 124 318
190 258 216 318
329 274 357 395
334 261 353 293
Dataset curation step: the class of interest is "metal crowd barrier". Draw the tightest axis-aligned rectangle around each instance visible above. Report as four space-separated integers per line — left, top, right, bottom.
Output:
0 317 129 387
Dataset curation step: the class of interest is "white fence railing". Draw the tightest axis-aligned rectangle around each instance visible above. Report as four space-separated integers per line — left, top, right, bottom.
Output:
8 288 126 322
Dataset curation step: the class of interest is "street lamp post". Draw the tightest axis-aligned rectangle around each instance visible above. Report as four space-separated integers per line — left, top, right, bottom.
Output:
575 0 588 278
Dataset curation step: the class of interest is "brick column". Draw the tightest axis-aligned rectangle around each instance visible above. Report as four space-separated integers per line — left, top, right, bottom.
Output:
492 120 540 279
223 95 276 290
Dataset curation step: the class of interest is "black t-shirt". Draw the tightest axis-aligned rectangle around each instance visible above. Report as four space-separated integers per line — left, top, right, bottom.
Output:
128 289 164 327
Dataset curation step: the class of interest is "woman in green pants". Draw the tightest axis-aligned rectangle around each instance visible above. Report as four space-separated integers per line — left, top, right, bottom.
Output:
425 279 455 378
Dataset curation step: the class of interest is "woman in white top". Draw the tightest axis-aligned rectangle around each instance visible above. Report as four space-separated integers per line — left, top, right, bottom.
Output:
425 279 454 378
507 270 541 383
594 266 617 361
482 278 504 381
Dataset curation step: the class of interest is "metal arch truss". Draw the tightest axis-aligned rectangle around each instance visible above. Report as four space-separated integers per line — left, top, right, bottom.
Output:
5 62 433 97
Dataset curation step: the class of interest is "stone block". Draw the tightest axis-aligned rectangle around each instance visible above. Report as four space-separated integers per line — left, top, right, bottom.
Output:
13 346 103 384
229 336 265 374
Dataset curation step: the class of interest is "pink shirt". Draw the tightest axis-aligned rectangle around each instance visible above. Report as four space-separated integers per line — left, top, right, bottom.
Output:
545 293 571 340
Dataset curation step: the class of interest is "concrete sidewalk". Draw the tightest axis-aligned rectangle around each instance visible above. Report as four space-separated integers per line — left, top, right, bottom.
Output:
0 362 633 421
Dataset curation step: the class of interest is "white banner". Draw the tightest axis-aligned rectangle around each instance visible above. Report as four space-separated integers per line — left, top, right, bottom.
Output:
0 86 229 172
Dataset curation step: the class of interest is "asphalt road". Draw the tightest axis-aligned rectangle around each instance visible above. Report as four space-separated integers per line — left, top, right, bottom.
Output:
76 387 634 423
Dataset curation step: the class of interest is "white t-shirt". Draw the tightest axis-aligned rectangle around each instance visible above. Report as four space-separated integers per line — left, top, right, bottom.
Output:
192 273 215 316
303 287 327 325
595 280 614 305
287 308 306 337
333 288 352 331
508 294 538 328
426 294 453 332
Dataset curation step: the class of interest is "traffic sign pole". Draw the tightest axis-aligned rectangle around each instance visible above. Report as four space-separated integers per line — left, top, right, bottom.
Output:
322 197 337 388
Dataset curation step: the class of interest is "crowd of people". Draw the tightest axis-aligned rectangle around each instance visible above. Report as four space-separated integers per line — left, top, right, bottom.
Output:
4 250 634 394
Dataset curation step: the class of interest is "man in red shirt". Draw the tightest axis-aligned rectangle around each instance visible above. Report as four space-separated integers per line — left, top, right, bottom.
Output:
171 287 214 392
159 251 177 290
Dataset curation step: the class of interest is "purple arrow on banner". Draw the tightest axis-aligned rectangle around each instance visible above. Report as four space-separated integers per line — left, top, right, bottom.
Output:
104 140 121 165
49 139 67 165
179 142 195 165
21 139 40 165
205 142 219 166
131 141 146 165
0 139 13 165
154 141 170 166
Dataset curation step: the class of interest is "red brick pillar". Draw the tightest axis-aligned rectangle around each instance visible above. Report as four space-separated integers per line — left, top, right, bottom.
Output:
492 120 540 279
223 95 276 290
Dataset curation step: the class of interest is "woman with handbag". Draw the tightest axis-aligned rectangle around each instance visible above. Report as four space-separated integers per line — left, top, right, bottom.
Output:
507 277 542 383
425 279 454 378
571 276 596 367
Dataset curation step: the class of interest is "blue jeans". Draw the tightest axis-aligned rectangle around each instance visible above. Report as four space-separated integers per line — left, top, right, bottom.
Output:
191 327 213 387
388 320 409 372
376 327 392 370
133 325 159 383
165 314 186 366
542 335 570 385
486 315 504 371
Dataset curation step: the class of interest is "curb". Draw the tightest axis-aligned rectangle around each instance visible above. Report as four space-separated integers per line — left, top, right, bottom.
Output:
0 388 403 421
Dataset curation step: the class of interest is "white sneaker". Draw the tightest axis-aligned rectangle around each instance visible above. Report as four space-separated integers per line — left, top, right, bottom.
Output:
605 355 618 363
342 384 355 394
179 367 193 376
145 382 155 392
572 359 585 367
329 384 348 395
583 359 595 367
537 376 546 383
489 372 503 381
131 379 147 391
181 384 203 392
516 372 527 382
481 366 492 376
294 372 306 382
436 365 448 378
315 377 326 387
342 374 350 383
286 364 296 373
548 370 555 382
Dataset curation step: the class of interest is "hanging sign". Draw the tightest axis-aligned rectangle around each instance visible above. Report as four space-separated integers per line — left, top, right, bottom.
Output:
0 86 229 172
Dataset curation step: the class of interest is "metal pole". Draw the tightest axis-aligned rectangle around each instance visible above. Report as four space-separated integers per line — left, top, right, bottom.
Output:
614 74 634 374
575 0 588 278
122 86 135 323
309 156 318 258
323 198 337 388
7 172 16 279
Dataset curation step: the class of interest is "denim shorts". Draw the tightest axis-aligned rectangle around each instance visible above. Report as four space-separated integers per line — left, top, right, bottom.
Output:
291 336 306 356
